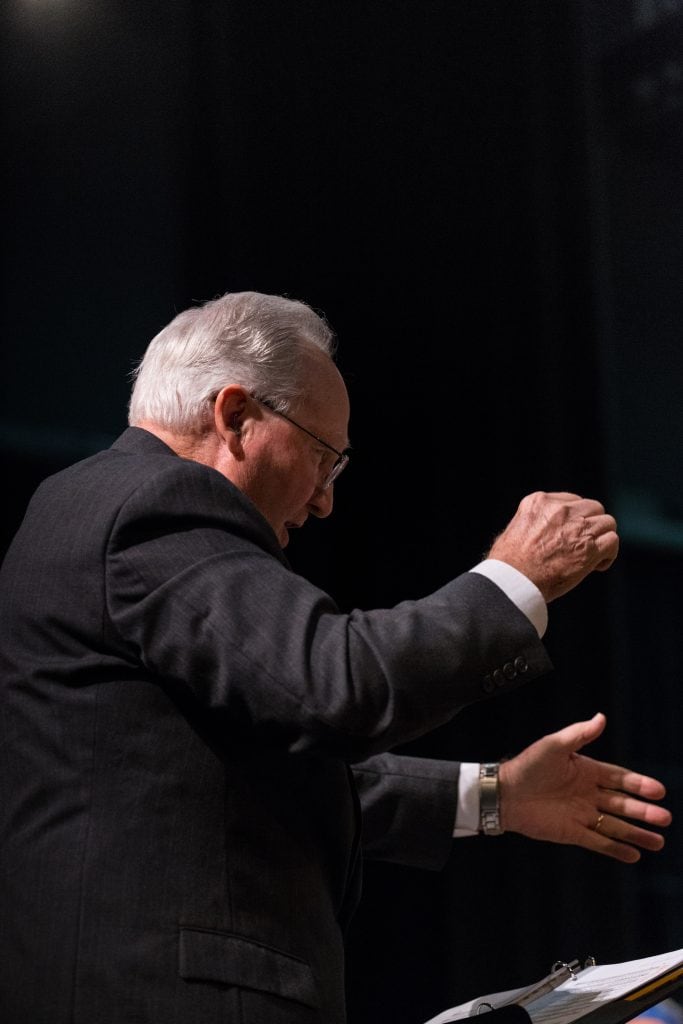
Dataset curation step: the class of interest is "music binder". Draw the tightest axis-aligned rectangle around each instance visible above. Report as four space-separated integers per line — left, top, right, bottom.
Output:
423 947 683 1024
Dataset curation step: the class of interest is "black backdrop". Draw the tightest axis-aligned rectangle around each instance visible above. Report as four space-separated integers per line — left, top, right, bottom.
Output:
2 2 682 1022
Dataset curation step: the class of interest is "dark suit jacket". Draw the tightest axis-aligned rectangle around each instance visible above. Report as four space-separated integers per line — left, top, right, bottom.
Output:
0 427 552 1023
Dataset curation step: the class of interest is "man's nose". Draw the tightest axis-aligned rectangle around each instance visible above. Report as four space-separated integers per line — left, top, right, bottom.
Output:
308 483 334 518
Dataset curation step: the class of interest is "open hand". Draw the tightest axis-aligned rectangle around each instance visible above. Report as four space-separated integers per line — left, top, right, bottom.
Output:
498 713 671 863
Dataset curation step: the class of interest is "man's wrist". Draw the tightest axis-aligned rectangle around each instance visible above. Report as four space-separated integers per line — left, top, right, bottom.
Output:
470 559 548 638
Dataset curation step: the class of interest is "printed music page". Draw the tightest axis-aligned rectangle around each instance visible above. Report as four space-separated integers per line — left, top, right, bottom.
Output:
424 949 683 1024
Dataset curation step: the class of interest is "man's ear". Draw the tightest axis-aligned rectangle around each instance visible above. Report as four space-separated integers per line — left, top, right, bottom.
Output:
214 385 249 449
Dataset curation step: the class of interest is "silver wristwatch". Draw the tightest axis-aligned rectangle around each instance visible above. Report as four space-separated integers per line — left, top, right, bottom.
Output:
479 762 504 835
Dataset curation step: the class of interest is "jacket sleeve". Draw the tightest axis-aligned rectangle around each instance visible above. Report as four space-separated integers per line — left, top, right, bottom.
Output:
106 460 554 763
353 753 461 871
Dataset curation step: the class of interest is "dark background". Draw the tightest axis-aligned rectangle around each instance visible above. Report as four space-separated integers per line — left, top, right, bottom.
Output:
2 1 682 1022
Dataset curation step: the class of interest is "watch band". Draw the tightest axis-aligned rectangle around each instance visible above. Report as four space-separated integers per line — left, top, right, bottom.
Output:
479 762 504 835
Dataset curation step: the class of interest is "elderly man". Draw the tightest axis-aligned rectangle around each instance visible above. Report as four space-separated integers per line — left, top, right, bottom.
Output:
0 291 670 1024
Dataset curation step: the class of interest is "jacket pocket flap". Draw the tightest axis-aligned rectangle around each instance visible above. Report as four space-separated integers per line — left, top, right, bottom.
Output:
178 927 319 1008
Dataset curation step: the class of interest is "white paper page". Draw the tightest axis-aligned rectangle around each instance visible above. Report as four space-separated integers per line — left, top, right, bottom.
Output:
526 950 683 1024
424 949 683 1024
423 986 530 1024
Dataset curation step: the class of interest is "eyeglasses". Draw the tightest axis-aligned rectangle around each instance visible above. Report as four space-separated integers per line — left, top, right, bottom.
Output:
254 396 350 489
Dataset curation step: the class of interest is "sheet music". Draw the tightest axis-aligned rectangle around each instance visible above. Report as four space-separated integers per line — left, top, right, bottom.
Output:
424 986 531 1023
526 950 683 1024
424 949 683 1024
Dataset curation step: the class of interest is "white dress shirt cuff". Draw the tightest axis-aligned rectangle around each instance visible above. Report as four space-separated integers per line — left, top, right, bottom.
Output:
453 762 480 837
469 558 548 638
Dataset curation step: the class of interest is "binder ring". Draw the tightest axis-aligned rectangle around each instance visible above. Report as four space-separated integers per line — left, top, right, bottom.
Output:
551 960 578 980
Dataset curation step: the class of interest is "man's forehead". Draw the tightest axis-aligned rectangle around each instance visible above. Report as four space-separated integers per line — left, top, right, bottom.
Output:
298 353 350 439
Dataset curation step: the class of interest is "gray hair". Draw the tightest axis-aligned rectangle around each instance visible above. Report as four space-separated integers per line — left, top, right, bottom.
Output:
128 291 337 433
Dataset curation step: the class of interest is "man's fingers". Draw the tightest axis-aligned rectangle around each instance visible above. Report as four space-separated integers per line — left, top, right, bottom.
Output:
579 817 665 864
599 790 672 828
542 491 585 502
601 765 668 800
586 512 619 570
587 813 667 855
543 492 605 514
599 843 642 864
585 512 618 538
580 826 642 863
583 768 672 863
